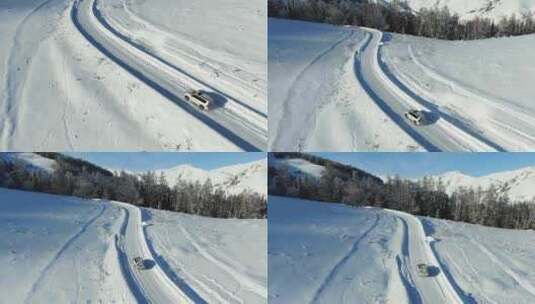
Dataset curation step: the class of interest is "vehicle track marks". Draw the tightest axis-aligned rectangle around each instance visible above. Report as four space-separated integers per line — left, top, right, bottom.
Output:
311 213 381 303
24 204 106 304
272 29 355 150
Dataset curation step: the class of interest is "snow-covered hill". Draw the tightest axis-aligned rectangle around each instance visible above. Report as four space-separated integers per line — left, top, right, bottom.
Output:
269 195 535 303
270 157 325 178
156 159 267 195
430 166 535 202
397 0 535 21
0 153 56 173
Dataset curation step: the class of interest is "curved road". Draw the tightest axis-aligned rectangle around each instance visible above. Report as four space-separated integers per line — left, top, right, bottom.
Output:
389 210 464 304
72 0 265 151
356 28 499 152
114 201 194 304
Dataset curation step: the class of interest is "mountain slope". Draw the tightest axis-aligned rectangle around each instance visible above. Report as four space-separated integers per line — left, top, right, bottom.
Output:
432 167 535 202
393 0 535 21
156 159 267 195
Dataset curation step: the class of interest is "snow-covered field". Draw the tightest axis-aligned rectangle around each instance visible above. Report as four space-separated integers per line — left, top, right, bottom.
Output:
422 217 535 303
156 158 267 195
0 187 266 303
269 196 535 303
0 0 266 151
268 19 424 152
142 208 267 304
382 32 535 151
0 188 135 303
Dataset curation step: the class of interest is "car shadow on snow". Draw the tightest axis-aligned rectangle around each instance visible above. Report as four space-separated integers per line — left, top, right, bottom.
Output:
382 32 393 43
202 91 228 110
419 110 439 126
427 265 441 277
142 259 156 270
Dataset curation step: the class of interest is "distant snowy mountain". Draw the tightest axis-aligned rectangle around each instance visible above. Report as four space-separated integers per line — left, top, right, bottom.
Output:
398 0 535 21
156 159 267 195
0 153 56 173
431 167 535 202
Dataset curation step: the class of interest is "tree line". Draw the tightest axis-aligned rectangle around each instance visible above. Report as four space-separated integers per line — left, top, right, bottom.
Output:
269 163 535 230
268 0 535 40
0 159 266 219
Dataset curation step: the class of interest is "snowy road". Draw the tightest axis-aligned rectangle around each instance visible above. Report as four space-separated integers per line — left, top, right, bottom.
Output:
72 0 265 151
357 28 500 152
114 202 194 304
388 210 463 304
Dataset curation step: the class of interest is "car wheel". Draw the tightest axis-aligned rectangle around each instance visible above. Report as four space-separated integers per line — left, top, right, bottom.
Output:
185 96 190 101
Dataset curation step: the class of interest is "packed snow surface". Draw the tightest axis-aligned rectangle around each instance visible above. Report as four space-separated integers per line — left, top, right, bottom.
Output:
382 32 535 151
421 217 535 303
142 208 267 304
0 0 266 151
156 158 267 195
269 196 464 304
268 19 424 152
431 166 535 202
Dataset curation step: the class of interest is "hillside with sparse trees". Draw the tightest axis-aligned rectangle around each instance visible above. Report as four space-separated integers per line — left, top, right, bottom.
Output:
269 153 535 229
0 154 266 219
269 0 535 40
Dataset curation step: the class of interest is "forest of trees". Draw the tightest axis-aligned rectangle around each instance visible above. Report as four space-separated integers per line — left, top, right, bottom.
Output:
0 159 266 219
269 162 535 230
268 0 535 40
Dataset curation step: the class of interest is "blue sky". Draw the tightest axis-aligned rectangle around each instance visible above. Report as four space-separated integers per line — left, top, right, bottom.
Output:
313 153 535 178
65 153 266 171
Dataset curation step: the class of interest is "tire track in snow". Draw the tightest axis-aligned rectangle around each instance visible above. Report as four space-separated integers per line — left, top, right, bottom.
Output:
114 207 151 303
310 213 381 303
24 204 106 304
394 217 423 304
1 0 60 149
271 29 355 150
386 210 464 304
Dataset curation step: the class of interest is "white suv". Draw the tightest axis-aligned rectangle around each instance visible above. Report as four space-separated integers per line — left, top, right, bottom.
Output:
133 257 145 270
417 263 430 277
404 110 425 126
184 90 213 111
